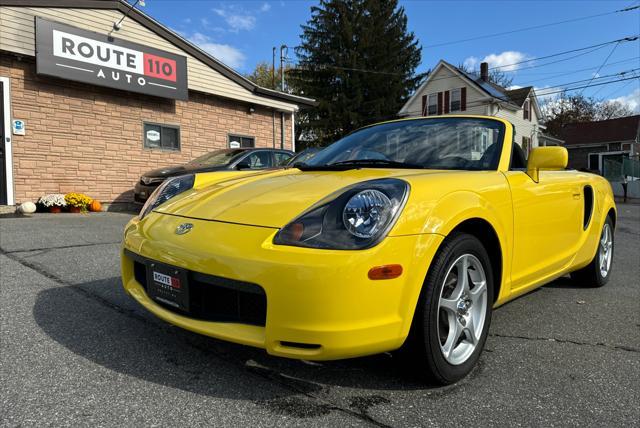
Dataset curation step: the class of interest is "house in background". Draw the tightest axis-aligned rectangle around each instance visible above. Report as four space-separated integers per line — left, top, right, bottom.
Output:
398 60 546 154
562 115 640 173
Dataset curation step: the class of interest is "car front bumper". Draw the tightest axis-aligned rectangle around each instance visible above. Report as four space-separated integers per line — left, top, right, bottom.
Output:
121 212 442 360
134 181 162 203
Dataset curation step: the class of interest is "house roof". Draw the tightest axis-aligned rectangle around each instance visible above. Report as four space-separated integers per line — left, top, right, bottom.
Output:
504 87 534 107
443 60 534 108
561 115 640 145
0 0 316 107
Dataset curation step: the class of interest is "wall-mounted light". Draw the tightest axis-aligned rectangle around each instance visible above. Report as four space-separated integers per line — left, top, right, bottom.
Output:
111 0 146 33
248 105 256 114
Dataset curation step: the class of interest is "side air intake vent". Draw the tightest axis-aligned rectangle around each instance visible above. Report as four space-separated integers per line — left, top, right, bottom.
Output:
583 185 594 230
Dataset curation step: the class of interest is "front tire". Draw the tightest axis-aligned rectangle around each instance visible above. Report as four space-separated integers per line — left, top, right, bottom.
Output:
403 233 494 385
570 217 614 288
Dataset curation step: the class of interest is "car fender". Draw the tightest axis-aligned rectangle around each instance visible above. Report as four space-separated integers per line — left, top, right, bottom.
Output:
396 190 513 338
572 176 617 270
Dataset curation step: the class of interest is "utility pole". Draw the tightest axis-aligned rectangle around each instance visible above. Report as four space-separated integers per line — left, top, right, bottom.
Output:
280 45 287 92
272 46 276 89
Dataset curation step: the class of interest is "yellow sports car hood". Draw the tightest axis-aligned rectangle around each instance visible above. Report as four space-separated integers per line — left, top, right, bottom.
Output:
154 168 441 228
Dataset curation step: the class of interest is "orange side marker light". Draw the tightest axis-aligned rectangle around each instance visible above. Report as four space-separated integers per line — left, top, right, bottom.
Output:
368 264 403 280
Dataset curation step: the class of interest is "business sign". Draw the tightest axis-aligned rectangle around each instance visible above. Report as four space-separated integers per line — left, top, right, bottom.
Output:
12 120 26 136
35 17 188 100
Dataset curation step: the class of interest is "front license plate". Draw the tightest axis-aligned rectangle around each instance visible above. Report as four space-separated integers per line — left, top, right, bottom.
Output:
146 262 189 311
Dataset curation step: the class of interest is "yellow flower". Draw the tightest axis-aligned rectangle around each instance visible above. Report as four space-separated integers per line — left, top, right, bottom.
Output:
64 192 93 209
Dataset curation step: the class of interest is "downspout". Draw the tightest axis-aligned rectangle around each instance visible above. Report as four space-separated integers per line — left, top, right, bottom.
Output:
291 111 296 152
280 111 285 149
272 109 276 148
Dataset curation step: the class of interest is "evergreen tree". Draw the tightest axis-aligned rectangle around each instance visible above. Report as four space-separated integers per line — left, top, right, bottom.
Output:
288 0 424 146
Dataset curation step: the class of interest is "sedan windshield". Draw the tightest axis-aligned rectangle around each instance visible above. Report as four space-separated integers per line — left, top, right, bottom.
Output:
302 118 506 171
189 149 245 166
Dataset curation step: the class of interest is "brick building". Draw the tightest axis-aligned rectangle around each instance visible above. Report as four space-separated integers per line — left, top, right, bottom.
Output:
0 0 313 206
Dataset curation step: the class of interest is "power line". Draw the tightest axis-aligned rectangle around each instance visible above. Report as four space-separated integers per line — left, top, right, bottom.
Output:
284 36 639 84
422 5 639 48
579 42 621 95
598 79 639 100
516 56 639 78
487 36 638 71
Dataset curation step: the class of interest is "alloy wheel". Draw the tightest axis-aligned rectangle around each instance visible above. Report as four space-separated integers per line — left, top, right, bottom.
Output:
437 254 488 365
598 222 613 278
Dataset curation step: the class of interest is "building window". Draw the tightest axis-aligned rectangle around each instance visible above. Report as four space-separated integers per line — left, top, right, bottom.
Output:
144 122 180 151
523 99 531 121
588 154 600 171
228 134 255 148
450 88 461 112
274 152 293 165
427 94 438 115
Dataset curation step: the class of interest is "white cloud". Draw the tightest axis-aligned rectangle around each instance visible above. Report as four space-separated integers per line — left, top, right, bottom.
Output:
260 3 271 12
608 88 640 113
463 56 478 71
463 51 530 72
213 7 256 32
187 32 246 69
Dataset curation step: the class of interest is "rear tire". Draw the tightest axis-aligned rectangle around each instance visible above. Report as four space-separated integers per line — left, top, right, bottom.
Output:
402 232 494 385
570 217 614 288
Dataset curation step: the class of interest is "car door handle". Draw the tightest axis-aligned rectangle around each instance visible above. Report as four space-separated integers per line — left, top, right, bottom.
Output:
572 192 581 199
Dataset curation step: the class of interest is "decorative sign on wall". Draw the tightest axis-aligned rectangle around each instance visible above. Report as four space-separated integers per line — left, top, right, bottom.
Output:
35 17 188 100
12 119 25 136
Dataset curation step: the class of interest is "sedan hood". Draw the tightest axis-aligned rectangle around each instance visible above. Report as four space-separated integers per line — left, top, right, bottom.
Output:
155 168 445 228
143 163 227 178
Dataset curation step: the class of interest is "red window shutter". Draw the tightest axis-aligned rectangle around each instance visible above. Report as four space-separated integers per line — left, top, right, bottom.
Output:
461 87 467 111
437 92 443 115
421 95 427 116
444 91 450 114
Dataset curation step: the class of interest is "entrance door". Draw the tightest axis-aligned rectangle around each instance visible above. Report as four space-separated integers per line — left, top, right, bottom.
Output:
0 81 6 205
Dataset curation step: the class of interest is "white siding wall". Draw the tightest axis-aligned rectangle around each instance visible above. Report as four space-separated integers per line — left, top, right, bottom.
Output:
0 6 298 112
401 64 489 117
492 98 540 149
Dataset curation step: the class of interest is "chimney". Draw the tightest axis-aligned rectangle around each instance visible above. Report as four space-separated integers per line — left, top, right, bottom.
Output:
480 62 489 82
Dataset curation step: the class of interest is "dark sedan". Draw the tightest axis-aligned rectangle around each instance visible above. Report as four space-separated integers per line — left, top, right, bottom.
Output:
134 148 293 202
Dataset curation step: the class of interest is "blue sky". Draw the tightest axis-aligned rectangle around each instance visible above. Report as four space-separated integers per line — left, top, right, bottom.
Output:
138 0 640 110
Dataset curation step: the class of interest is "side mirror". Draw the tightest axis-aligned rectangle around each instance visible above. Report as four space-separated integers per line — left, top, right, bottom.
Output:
236 160 251 170
526 147 568 182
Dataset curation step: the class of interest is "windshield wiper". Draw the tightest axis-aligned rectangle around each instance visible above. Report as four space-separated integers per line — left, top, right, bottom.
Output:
296 159 424 171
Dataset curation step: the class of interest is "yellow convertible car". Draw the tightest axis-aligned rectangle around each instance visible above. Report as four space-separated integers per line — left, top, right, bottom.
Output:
121 115 616 384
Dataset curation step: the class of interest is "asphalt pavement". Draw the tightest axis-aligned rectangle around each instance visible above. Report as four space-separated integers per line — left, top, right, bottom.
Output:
1 206 639 427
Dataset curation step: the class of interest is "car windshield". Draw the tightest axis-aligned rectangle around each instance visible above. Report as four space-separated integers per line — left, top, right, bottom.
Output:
286 148 321 165
303 118 506 171
189 149 245 166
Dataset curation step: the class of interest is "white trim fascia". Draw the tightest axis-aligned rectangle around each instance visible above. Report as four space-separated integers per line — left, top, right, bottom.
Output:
0 76 14 205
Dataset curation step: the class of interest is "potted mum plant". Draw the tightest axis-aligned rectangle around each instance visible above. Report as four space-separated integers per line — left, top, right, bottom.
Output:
65 192 93 213
38 193 67 213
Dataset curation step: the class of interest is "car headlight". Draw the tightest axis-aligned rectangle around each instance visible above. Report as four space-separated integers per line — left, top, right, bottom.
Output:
139 174 195 219
274 178 409 250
